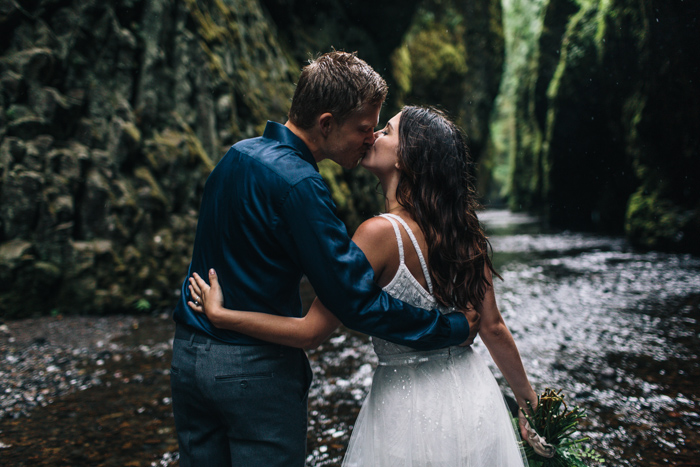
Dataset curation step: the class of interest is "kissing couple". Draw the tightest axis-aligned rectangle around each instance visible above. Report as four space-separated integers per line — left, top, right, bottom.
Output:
171 51 538 466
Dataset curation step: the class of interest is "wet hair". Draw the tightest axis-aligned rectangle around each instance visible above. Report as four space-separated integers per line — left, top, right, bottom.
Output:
395 106 500 309
288 51 388 129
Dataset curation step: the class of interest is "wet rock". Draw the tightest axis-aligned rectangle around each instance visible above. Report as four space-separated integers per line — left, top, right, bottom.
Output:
0 137 25 178
0 239 33 278
4 103 34 122
5 115 49 139
0 167 44 239
46 145 83 184
28 86 66 122
107 116 141 169
13 48 55 83
134 166 169 213
77 167 112 239
23 134 53 172
0 70 28 106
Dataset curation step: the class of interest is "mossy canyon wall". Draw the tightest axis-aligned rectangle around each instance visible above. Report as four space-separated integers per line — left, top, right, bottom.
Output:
0 0 697 318
489 0 700 251
0 0 300 316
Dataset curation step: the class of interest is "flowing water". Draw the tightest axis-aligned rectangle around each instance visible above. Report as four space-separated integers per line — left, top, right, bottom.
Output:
1 210 698 466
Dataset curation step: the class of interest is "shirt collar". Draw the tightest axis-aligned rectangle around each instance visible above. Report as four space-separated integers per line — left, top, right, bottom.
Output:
263 121 319 172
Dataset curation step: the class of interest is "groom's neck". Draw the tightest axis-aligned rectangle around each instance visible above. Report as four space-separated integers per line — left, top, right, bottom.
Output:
284 120 325 164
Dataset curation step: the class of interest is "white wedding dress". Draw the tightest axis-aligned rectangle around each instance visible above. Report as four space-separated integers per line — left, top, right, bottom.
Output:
342 214 527 467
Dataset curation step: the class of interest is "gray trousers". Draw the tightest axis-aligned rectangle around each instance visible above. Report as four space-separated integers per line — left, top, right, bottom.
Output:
170 324 313 466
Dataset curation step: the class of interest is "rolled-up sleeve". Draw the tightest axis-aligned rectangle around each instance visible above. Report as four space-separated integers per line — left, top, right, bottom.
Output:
279 177 469 350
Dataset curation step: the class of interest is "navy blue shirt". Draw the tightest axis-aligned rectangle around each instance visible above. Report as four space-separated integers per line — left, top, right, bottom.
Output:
172 122 469 349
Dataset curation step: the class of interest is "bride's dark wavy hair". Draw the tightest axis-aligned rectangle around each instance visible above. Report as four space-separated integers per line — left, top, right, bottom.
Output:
396 106 500 309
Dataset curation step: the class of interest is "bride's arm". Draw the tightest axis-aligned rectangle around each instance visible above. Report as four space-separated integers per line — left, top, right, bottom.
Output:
476 267 537 439
189 269 340 350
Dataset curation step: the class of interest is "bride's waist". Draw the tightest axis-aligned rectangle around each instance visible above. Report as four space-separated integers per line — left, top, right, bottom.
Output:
375 345 470 366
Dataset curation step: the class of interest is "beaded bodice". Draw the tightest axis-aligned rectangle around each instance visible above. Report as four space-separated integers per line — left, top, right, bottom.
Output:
371 214 461 363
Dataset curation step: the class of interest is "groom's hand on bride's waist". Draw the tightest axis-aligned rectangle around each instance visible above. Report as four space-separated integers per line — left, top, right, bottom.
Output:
458 304 480 347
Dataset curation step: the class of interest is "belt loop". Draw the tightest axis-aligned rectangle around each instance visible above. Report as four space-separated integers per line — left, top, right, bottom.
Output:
205 339 212 351
188 333 195 346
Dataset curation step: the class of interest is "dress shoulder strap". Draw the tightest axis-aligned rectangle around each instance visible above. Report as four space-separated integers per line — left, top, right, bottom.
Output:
378 214 405 265
381 213 433 294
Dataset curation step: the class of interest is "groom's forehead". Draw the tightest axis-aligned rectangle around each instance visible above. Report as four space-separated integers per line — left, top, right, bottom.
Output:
347 105 381 129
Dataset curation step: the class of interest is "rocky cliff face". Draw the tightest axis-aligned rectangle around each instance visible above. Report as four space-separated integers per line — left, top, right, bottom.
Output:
0 0 297 316
489 0 700 252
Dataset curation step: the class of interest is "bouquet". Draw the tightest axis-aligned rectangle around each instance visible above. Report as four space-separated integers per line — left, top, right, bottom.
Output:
520 388 603 466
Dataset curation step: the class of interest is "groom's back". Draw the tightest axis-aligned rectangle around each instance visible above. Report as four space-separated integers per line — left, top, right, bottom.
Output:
172 128 326 344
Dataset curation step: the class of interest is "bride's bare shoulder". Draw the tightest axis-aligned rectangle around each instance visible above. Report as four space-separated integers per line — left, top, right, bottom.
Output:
352 216 398 249
351 216 400 279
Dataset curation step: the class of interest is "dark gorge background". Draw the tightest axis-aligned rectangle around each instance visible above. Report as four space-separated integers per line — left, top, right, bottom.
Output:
0 0 698 319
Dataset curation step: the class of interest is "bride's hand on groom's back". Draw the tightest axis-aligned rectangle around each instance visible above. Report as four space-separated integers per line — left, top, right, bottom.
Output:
458 303 480 347
188 269 225 326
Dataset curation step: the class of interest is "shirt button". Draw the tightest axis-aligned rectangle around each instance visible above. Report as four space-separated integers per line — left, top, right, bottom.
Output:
240 381 248 389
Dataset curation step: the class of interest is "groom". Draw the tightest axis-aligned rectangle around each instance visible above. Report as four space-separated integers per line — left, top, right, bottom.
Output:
170 51 480 466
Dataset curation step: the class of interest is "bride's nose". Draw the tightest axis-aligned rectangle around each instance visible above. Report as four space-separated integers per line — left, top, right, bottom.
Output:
366 131 378 145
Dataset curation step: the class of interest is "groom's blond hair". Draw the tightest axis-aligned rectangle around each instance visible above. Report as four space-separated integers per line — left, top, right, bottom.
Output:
288 51 388 129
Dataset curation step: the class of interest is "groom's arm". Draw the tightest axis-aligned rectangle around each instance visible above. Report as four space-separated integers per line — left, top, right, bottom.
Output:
279 176 470 350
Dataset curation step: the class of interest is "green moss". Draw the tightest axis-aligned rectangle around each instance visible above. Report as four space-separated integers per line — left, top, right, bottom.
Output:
390 2 469 115
317 160 383 234
200 40 234 85
184 0 232 43
183 0 296 132
134 166 170 211
625 187 698 251
408 28 467 84
146 129 186 170
318 160 352 212
172 113 215 171
123 121 141 145
392 26 467 108
391 45 412 96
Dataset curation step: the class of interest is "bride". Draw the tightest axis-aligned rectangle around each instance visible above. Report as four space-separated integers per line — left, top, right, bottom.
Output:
188 105 536 466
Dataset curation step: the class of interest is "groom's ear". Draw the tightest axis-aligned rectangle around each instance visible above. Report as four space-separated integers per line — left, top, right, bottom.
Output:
318 112 334 138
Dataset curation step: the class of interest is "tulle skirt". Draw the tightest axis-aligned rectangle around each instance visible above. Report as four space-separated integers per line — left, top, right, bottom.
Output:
342 347 527 467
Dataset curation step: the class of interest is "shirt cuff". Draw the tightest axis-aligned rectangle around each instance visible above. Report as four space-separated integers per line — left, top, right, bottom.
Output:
443 311 470 346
